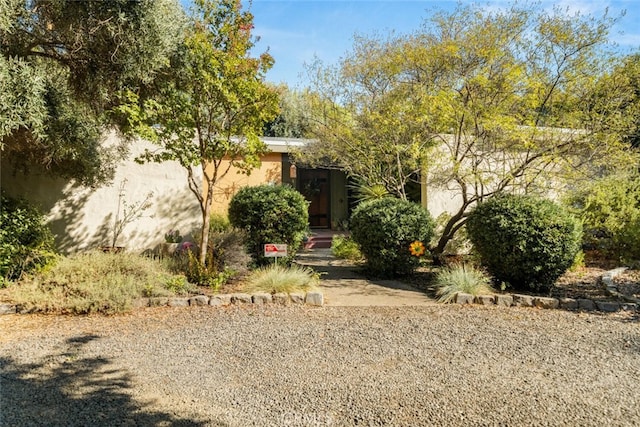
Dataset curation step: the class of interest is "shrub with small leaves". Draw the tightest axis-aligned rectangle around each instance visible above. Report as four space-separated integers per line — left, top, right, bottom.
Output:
0 191 57 284
209 213 232 233
331 235 363 261
350 198 434 277
173 250 233 290
228 185 308 266
566 172 640 260
467 194 582 293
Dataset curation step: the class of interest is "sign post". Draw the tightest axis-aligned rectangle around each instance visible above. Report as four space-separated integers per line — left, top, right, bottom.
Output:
264 244 288 264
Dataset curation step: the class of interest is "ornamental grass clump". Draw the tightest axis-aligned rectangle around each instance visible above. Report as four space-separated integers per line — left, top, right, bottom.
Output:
3 251 192 314
434 264 494 303
242 263 319 294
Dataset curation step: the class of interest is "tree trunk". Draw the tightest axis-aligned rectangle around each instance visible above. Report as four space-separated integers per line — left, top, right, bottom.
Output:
431 208 468 265
199 181 214 266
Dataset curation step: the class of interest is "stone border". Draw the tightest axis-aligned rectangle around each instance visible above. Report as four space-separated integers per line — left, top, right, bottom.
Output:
453 268 639 313
0 291 324 315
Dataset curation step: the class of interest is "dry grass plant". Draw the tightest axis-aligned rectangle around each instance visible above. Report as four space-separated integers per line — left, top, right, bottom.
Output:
435 264 495 303
242 263 319 294
3 251 192 314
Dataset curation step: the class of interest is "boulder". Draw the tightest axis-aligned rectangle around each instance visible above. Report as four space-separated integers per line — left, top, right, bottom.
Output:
455 293 474 304
168 298 189 307
289 293 305 304
513 294 534 307
231 293 252 304
252 293 273 304
559 298 578 310
595 301 620 313
577 299 596 311
495 295 513 307
272 293 289 304
534 297 559 309
189 295 209 306
210 294 232 306
474 295 495 305
305 292 324 306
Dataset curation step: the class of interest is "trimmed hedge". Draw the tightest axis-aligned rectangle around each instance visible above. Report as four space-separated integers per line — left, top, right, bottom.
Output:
228 185 308 266
466 194 582 293
350 197 434 277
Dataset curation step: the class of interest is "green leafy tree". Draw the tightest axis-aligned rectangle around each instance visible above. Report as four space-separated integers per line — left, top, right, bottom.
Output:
299 38 435 200
0 0 184 185
120 0 279 265
263 84 315 138
588 53 640 148
301 3 637 261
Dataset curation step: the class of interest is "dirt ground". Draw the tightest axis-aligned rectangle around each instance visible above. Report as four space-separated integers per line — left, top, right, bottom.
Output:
398 251 640 302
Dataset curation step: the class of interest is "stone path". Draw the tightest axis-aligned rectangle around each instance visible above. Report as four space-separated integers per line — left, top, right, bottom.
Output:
295 248 436 307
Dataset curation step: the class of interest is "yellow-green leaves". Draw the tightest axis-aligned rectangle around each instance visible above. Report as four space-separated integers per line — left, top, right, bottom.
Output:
118 0 278 264
303 2 634 260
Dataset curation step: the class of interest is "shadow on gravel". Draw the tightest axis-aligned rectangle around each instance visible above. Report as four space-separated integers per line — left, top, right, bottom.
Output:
0 334 214 427
297 249 436 294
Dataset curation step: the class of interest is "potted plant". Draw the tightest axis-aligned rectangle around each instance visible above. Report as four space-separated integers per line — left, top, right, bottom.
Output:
161 229 183 258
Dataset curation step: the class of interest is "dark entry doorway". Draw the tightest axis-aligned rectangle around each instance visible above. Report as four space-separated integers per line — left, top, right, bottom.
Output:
298 169 330 228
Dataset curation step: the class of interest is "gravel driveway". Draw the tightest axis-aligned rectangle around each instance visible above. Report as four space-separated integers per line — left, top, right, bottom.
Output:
1 305 638 426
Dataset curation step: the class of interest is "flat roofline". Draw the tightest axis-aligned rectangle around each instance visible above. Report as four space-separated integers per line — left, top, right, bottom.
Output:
262 137 314 153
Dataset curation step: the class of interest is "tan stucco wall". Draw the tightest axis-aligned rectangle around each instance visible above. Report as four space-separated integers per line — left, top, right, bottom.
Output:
206 152 283 214
1 134 201 254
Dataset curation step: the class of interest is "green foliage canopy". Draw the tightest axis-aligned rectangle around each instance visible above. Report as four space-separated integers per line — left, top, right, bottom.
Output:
263 85 315 138
228 185 309 266
0 0 184 185
0 191 56 283
301 3 638 259
119 0 279 264
567 172 640 260
467 194 582 293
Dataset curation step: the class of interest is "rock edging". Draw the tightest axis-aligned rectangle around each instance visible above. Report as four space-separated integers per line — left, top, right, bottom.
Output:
146 290 324 309
453 267 639 313
0 291 324 315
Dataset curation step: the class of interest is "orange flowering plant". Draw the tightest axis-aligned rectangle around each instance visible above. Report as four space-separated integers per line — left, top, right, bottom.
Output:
409 240 426 257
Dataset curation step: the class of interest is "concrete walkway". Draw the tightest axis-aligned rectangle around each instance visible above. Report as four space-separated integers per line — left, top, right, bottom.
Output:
296 248 437 307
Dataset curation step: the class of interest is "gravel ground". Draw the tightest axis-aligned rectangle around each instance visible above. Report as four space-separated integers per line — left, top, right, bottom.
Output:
1 305 639 427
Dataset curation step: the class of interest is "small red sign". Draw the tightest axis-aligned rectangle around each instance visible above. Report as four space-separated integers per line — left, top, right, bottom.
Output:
264 243 288 257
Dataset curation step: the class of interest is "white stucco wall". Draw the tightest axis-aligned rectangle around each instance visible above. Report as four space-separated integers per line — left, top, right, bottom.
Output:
1 134 202 254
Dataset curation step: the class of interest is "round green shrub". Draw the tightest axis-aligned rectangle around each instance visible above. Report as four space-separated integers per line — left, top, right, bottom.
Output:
466 194 582 293
350 198 434 277
228 185 309 266
0 191 57 284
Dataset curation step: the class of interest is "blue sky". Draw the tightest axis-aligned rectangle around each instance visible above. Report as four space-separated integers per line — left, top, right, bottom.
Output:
244 0 640 87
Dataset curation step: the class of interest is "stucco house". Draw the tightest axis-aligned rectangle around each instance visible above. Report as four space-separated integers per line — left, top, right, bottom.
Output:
210 137 351 229
1 132 455 254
